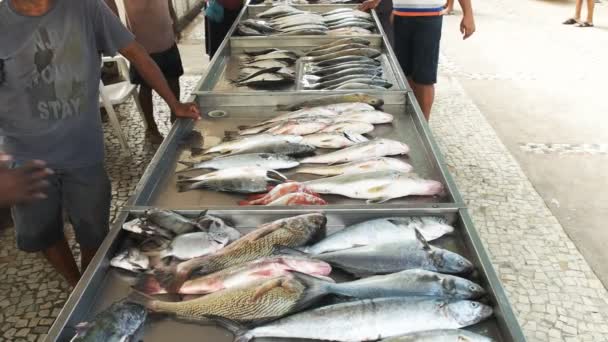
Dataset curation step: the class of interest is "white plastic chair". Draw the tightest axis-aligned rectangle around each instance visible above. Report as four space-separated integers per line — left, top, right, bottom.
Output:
98 56 147 154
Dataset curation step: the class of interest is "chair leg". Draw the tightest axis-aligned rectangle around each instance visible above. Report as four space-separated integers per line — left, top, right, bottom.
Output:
100 95 131 155
131 90 148 130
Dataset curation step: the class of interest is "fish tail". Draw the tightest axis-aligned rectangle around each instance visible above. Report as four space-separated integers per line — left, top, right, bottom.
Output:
207 316 253 342
266 170 287 183
134 274 166 295
288 271 332 310
126 290 157 311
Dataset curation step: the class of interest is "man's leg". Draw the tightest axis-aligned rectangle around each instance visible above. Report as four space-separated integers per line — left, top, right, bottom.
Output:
138 84 163 143
585 0 595 24
574 0 583 20
409 78 435 120
63 164 111 274
12 172 81 287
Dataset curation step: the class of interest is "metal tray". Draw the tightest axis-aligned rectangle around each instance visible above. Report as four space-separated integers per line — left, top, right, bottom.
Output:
126 91 462 209
196 35 406 93
46 209 525 342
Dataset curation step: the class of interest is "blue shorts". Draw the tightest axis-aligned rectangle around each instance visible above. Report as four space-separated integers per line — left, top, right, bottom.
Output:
11 163 111 252
394 15 443 85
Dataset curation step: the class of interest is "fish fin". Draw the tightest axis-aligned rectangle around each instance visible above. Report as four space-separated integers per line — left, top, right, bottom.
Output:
415 228 432 251
125 290 156 311
365 197 391 204
266 170 288 183
205 316 253 342
272 245 308 257
134 274 165 295
252 278 284 301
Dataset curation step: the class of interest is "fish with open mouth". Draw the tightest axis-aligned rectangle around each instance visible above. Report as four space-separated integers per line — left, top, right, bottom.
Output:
300 139 409 164
176 153 299 172
276 93 383 111
295 157 412 177
177 167 287 193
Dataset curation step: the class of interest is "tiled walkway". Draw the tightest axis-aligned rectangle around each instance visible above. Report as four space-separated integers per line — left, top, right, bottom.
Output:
2 11 608 342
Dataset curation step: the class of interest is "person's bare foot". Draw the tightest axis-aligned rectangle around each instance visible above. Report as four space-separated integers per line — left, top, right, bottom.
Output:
146 129 164 144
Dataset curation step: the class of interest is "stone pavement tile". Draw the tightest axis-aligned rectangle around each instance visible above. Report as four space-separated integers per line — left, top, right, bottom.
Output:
431 71 608 342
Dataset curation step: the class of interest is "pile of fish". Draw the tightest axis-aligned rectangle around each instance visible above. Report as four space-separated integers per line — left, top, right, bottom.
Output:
174 93 443 205
237 5 376 36
82 213 494 341
301 37 393 90
232 49 297 88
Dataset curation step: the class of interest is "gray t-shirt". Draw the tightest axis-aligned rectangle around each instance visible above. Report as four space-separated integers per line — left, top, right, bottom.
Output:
0 0 134 168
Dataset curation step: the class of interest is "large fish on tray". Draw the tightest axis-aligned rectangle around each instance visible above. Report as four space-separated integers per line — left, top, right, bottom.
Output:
303 171 443 203
306 216 454 254
266 192 328 206
128 274 329 325
300 139 409 164
199 134 315 156
136 255 332 295
219 297 492 341
177 153 299 172
177 167 287 193
70 301 147 342
281 229 473 276
276 93 383 111
153 213 327 291
295 157 412 176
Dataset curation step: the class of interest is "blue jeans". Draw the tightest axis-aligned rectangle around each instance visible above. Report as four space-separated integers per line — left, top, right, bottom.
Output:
11 163 111 252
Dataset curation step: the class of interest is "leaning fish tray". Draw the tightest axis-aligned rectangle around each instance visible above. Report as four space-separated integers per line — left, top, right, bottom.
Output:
47 209 525 341
121 92 462 209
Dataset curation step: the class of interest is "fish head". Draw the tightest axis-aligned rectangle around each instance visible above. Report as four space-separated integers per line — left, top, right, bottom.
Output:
279 256 332 276
300 213 328 241
430 249 474 275
445 300 493 326
444 277 487 299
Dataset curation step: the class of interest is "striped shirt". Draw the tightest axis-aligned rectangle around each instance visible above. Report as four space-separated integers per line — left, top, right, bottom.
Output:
393 0 444 16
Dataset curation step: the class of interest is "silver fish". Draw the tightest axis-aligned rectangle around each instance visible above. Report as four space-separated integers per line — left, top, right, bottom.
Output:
178 153 299 172
229 297 493 341
234 72 294 88
305 43 372 57
277 29 328 36
315 55 379 67
322 8 372 19
202 135 315 157
382 329 494 342
303 171 443 203
310 73 383 90
307 216 453 254
276 93 383 111
300 139 409 164
308 38 371 53
144 209 199 235
329 27 373 35
178 167 287 193
242 59 291 68
301 132 369 149
309 48 381 62
121 218 173 239
310 61 382 76
328 20 376 30
333 110 394 124
316 67 383 82
296 157 411 176
258 5 304 18
240 19 278 34
110 248 150 273
334 82 390 90
147 232 229 260
319 121 375 134
294 269 486 299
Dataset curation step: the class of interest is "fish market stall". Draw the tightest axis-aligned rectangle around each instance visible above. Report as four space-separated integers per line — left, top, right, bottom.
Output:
123 92 462 209
47 209 525 342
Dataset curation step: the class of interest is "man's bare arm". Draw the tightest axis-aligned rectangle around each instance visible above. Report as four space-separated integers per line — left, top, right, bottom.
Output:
457 0 476 39
119 41 200 119
168 0 181 39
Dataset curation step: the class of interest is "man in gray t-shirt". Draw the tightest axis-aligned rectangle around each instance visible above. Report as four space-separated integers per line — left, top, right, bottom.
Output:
0 0 200 286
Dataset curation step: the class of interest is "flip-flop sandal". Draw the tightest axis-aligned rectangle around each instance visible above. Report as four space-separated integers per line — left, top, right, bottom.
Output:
576 22 594 27
563 18 578 25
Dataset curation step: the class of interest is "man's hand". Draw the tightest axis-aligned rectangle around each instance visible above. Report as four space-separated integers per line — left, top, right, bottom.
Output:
0 153 53 207
172 102 201 120
460 14 476 39
359 0 381 12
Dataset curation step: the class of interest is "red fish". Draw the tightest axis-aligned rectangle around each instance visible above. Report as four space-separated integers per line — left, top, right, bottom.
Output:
239 182 317 205
267 192 327 206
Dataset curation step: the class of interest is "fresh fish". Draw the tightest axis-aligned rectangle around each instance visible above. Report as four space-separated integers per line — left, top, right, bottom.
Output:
267 192 327 206
288 230 473 275
309 48 381 62
226 297 492 341
177 153 299 172
276 93 383 111
382 329 493 342
315 55 380 67
280 24 329 33
296 157 412 177
239 182 319 206
303 171 444 203
300 139 409 164
310 73 383 90
323 8 372 19
329 27 373 35
135 255 332 295
308 37 371 52
121 218 173 240
243 48 282 56
241 19 278 34
202 134 312 156
142 232 228 260
277 29 328 36
242 59 291 68
301 132 368 149
305 43 372 57
307 216 453 254
177 167 287 193
197 214 242 244
246 50 299 62
334 110 394 124
334 82 390 90
70 301 147 342
294 269 486 299
310 61 382 76
234 67 283 83
237 24 264 36
128 275 328 325
110 247 150 273
266 118 334 135
258 5 304 18
319 121 375 134
328 20 376 30
324 16 374 25
250 108 339 127
233 72 294 88
144 209 199 235
153 213 327 290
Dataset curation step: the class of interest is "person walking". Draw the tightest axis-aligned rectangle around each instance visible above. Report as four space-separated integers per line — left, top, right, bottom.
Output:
0 0 200 287
563 0 595 27
360 0 476 120
105 0 184 143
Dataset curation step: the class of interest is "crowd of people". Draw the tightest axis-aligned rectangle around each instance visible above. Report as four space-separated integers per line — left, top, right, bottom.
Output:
0 0 476 287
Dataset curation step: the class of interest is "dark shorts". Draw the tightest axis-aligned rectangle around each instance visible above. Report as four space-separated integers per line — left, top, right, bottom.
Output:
394 15 443 85
206 6 242 59
130 44 184 86
11 163 111 252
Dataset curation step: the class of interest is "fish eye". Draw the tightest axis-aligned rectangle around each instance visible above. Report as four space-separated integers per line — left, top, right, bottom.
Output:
458 260 465 266
469 285 477 291
471 302 479 308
